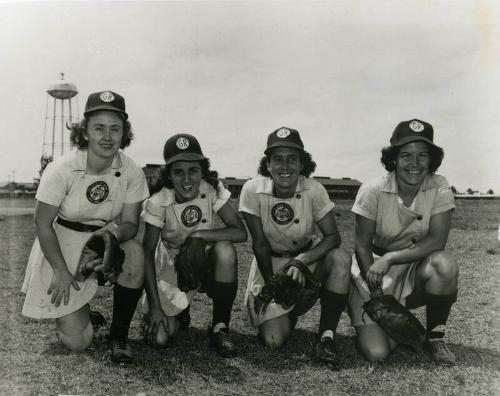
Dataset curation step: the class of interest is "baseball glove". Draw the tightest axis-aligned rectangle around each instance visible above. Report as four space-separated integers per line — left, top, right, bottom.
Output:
254 260 321 317
174 237 209 293
363 289 425 348
76 230 124 284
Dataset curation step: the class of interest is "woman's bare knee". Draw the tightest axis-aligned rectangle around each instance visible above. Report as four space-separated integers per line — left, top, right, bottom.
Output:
356 325 393 362
429 251 458 282
260 331 288 349
118 239 145 288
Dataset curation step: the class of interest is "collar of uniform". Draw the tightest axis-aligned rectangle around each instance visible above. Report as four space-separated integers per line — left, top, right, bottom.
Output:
159 179 214 207
69 149 123 171
256 175 307 195
382 171 438 193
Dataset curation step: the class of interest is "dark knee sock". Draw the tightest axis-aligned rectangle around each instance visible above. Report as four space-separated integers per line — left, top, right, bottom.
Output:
425 291 457 339
212 281 237 329
110 284 143 340
318 289 348 337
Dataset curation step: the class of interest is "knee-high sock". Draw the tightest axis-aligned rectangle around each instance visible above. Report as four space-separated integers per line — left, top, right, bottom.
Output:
110 284 143 340
212 281 237 329
318 289 348 337
425 291 457 339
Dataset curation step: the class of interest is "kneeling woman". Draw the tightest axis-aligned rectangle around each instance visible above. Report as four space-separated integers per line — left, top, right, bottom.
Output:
239 127 351 365
22 91 149 363
142 134 247 357
348 119 458 365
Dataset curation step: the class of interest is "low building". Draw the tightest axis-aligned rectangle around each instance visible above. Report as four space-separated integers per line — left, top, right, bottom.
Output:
142 164 361 199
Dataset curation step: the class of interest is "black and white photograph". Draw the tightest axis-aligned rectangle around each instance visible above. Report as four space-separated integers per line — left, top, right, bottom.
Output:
1 1 499 395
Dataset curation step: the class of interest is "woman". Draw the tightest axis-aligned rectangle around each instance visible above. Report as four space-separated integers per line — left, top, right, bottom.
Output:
22 91 149 363
141 133 247 358
348 119 458 365
239 127 351 365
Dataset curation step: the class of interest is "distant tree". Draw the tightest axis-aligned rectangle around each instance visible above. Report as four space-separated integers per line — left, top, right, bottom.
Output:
451 185 457 194
487 189 494 195
466 188 474 195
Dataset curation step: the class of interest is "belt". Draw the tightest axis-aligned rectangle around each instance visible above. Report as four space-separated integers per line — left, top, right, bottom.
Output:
372 245 389 256
56 218 103 233
270 240 313 258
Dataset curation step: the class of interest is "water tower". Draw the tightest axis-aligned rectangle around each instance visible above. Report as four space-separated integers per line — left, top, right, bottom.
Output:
40 73 79 176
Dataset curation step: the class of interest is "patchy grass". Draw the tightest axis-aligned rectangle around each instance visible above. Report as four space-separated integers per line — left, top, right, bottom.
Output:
1 199 499 395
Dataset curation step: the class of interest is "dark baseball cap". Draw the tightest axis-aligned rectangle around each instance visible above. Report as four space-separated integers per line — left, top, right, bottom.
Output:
264 127 304 155
163 134 208 165
390 119 437 147
84 90 128 120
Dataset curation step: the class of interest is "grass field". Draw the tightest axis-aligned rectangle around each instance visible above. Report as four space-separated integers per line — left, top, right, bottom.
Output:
1 198 499 395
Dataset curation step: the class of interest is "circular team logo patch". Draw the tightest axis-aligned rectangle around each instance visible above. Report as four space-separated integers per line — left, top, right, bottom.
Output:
276 128 291 138
100 91 115 103
86 181 109 204
181 205 202 227
409 120 424 132
271 202 294 225
176 137 190 150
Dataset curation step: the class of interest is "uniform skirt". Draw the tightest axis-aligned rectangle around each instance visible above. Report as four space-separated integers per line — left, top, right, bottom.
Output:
141 241 197 317
21 222 102 319
244 256 317 328
347 253 417 327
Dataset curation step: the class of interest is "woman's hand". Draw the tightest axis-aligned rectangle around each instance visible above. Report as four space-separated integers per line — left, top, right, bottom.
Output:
286 262 306 287
366 256 392 290
143 306 169 345
47 268 81 306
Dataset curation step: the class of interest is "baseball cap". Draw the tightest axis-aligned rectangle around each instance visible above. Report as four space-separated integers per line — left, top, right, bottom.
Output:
264 127 304 155
84 90 128 120
390 119 436 147
163 134 208 165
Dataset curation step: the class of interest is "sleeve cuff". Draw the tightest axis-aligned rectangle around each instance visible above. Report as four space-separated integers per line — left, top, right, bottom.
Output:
315 202 335 222
430 203 455 216
239 205 260 217
143 213 165 229
351 204 377 221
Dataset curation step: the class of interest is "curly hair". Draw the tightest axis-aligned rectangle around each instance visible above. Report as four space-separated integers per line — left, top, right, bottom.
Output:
67 114 134 150
380 143 444 173
150 159 220 195
258 149 317 178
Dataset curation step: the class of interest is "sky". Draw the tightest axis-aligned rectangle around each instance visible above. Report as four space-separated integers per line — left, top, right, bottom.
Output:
1 0 499 193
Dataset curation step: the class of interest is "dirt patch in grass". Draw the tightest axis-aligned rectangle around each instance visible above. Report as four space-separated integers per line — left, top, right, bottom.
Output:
1 200 499 395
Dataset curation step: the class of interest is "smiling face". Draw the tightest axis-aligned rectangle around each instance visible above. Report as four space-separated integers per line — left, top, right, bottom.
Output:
266 147 303 197
395 141 430 188
85 111 123 160
169 161 203 203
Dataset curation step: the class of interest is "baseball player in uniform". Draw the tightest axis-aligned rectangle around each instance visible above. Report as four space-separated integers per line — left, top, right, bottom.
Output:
239 127 351 365
21 91 149 363
141 134 247 357
348 119 458 365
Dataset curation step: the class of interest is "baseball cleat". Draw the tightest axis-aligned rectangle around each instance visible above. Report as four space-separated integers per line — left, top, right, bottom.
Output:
209 328 237 358
110 338 133 363
424 339 456 365
314 337 339 366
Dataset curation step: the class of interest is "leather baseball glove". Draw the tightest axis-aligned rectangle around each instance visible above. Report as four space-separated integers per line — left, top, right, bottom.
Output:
363 289 426 348
254 260 321 317
174 237 209 293
76 230 124 284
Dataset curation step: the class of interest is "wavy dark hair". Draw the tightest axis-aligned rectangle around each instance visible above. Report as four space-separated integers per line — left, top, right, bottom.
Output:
150 159 220 195
258 149 317 178
380 142 444 173
67 114 134 149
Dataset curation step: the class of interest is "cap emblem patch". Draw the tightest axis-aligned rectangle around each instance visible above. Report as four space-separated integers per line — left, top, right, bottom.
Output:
409 121 424 133
99 91 115 103
276 128 291 138
176 137 190 150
